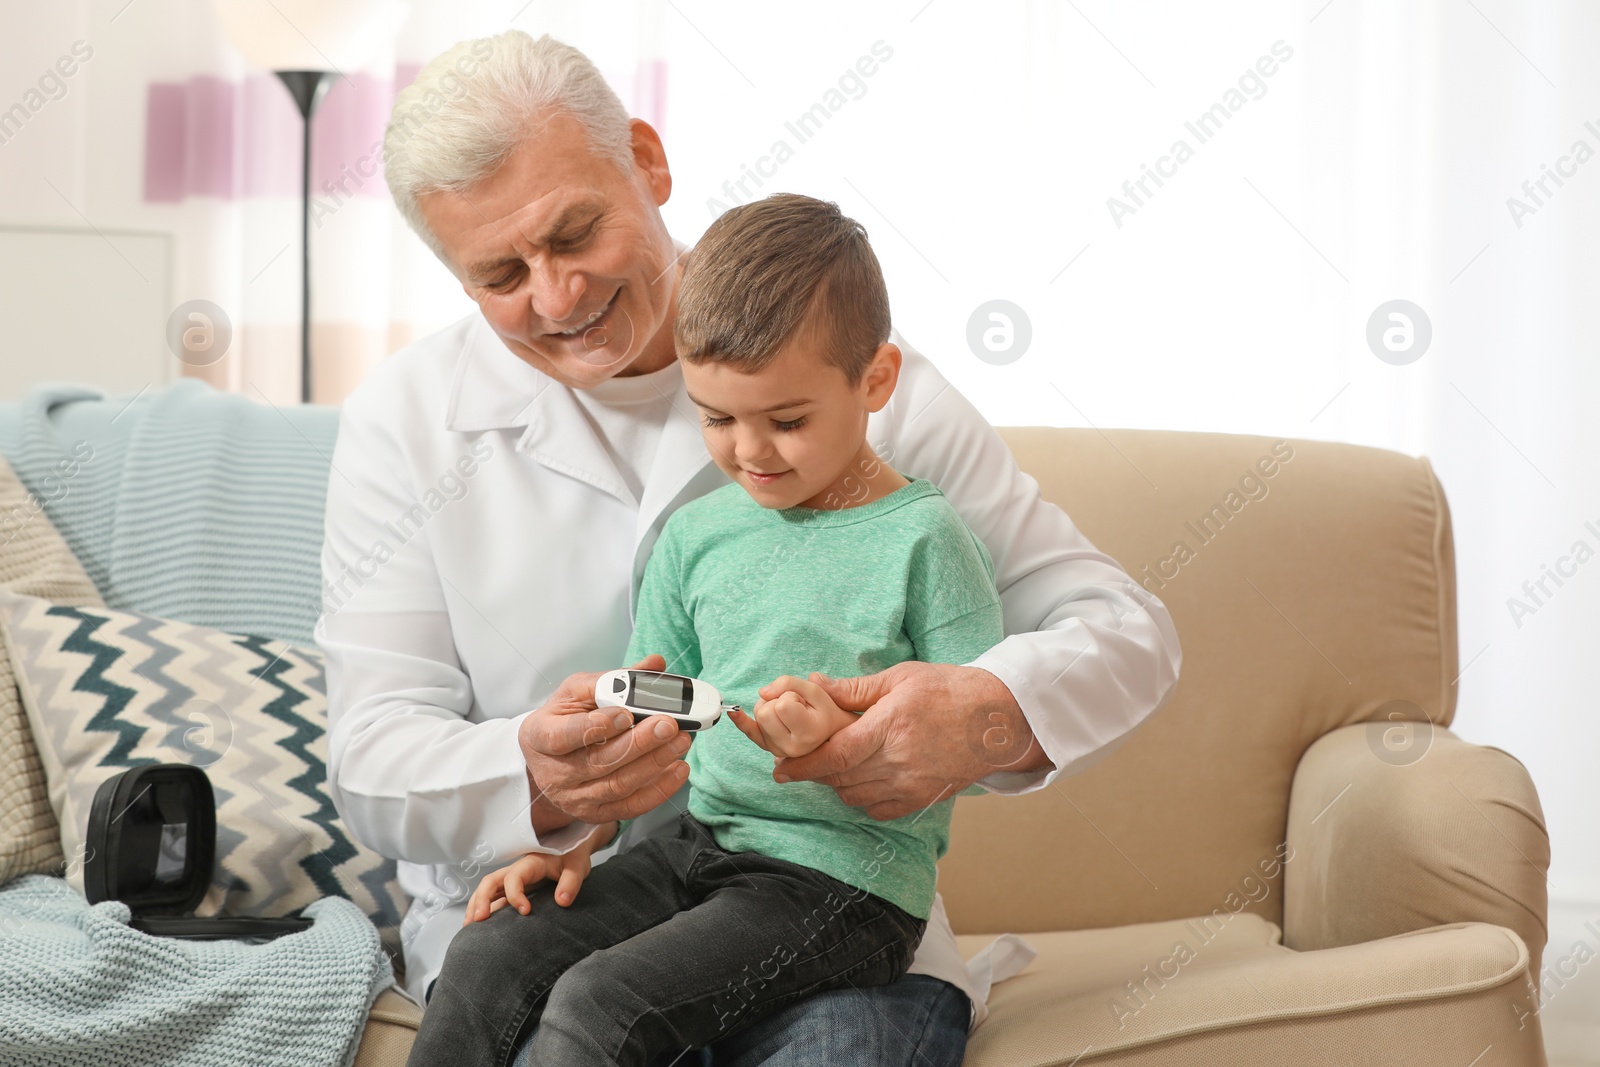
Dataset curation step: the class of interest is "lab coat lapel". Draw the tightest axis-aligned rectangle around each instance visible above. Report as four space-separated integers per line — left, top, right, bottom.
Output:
630 371 723 614
631 235 713 555
445 317 633 505
447 316 721 609
516 384 633 505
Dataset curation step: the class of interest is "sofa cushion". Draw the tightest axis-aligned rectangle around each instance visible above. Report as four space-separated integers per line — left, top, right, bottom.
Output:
957 916 1536 1065
0 455 104 885
0 592 407 964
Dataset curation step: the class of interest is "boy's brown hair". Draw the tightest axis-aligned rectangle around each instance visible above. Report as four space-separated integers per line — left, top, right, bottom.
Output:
674 194 891 384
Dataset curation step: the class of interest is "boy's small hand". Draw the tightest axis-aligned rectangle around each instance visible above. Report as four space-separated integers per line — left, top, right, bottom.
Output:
462 822 617 924
732 674 857 759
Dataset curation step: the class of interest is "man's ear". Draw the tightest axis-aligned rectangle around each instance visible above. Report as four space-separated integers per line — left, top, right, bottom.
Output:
629 119 673 206
862 343 901 413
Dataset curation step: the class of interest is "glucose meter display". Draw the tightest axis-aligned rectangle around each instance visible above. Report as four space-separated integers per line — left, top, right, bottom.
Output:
628 672 693 714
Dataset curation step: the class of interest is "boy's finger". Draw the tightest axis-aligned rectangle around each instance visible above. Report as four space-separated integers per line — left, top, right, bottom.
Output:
505 871 528 914
553 865 586 907
465 877 500 923
788 676 833 709
766 694 798 735
727 707 770 749
775 692 817 738
753 702 791 743
773 712 885 783
757 675 807 700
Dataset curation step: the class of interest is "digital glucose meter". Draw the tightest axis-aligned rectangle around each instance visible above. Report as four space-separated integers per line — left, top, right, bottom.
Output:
595 669 736 732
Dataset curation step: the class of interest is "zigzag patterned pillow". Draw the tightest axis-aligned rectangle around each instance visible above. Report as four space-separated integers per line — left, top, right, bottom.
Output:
0 590 407 961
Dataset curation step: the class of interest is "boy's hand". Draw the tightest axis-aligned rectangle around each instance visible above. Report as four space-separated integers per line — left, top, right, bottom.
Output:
729 674 857 759
463 822 617 924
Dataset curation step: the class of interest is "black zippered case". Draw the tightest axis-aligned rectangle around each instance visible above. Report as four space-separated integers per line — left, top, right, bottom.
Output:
83 763 311 941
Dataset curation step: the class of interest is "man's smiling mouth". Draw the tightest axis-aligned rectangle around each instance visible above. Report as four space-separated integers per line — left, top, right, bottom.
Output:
532 285 638 369
549 290 619 338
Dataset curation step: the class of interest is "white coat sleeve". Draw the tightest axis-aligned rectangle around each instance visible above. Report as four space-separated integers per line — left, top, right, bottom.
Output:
316 399 592 868
883 342 1183 793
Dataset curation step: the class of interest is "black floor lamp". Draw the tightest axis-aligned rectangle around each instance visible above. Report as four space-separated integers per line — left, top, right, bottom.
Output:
217 0 405 404
274 71 334 404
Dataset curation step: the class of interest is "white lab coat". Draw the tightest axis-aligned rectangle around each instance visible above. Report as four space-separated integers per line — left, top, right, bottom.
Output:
317 311 1182 1021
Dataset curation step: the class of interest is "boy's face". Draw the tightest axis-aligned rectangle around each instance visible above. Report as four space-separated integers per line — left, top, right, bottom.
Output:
683 332 900 511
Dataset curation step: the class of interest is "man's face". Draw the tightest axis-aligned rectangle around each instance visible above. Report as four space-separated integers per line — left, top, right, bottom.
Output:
682 333 900 511
417 111 681 387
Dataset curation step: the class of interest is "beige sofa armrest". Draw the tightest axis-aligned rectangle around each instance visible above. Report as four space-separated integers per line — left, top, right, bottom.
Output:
351 988 423 1067
1284 722 1549 976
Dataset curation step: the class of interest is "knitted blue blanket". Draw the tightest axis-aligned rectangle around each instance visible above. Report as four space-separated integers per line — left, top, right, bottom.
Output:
0 875 393 1067
0 380 338 646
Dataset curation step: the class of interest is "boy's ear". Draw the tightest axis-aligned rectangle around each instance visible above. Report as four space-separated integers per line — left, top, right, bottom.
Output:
862 343 901 413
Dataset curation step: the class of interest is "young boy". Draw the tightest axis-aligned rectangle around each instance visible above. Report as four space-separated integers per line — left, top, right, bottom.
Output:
405 194 1004 1067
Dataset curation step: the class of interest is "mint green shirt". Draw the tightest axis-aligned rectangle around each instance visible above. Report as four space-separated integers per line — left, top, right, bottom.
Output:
623 477 1004 919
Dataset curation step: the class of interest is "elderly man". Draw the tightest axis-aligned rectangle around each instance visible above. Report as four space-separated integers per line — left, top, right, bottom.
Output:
319 29 1181 1067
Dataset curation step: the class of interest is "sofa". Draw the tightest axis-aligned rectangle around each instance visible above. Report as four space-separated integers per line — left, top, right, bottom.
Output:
0 382 1549 1065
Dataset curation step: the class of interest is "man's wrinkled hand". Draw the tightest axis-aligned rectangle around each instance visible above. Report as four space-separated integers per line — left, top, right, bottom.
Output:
770 662 1049 820
518 654 691 830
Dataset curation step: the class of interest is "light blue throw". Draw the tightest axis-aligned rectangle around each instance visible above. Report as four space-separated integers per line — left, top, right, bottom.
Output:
0 380 339 645
0 874 392 1067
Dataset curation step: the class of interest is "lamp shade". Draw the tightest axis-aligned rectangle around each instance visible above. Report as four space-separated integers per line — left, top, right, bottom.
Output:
214 0 409 72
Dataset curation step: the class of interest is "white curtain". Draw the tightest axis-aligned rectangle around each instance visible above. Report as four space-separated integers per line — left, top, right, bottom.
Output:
5 0 1595 1047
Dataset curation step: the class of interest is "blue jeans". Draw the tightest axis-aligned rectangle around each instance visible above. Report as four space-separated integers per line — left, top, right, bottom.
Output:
497 791 971 1066
410 813 930 1067
702 974 970 1067
511 974 971 1067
